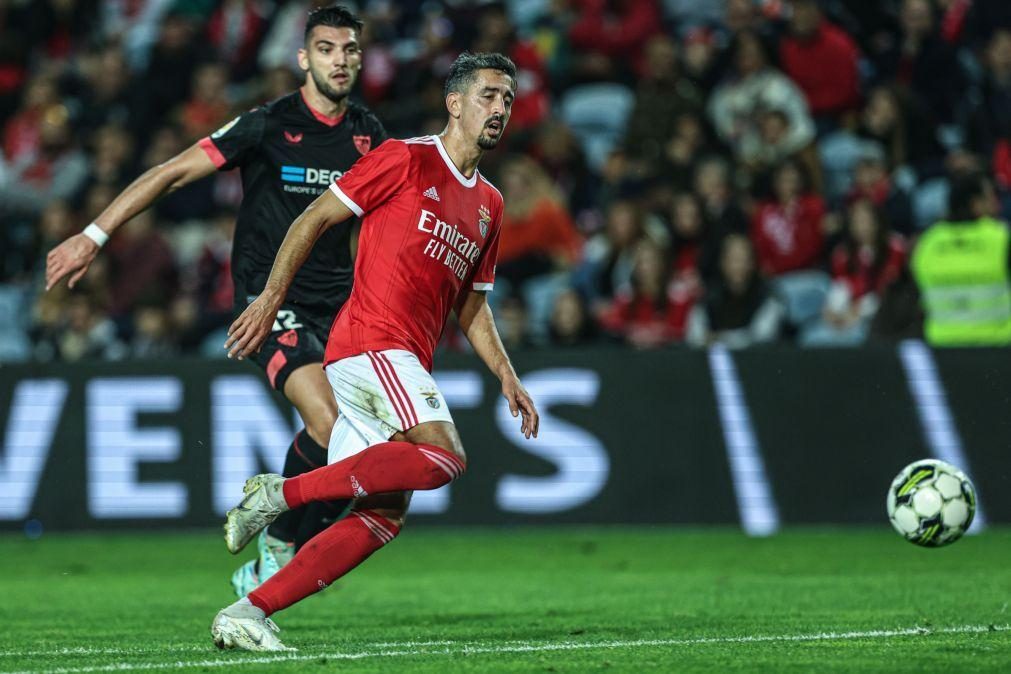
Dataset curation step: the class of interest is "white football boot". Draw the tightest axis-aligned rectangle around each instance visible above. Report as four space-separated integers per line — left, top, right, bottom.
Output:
211 602 294 652
224 474 288 554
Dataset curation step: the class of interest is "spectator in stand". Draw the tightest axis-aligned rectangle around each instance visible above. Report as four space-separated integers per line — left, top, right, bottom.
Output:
0 1 29 122
693 155 749 278
667 191 706 323
497 155 584 340
133 14 208 137
129 303 178 358
875 0 965 124
3 74 60 163
23 0 96 63
858 85 943 179
680 26 722 92
90 124 136 187
567 0 663 80
575 199 653 308
708 30 815 170
802 199 907 345
750 159 825 276
206 0 269 81
530 120 599 224
104 209 178 321
624 35 704 170
659 111 716 193
962 0 1011 48
172 210 235 354
74 45 134 134
779 0 862 129
0 103 89 218
498 155 583 290
32 289 125 362
686 233 783 348
966 29 1011 174
469 4 549 134
548 288 598 347
845 143 915 235
599 240 689 348
738 105 823 193
179 62 232 141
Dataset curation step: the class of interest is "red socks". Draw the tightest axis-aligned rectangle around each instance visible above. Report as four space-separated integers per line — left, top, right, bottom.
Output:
248 442 464 616
248 509 399 616
282 441 465 509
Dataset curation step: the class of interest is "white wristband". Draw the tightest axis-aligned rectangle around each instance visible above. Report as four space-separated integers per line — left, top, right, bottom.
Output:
82 223 109 248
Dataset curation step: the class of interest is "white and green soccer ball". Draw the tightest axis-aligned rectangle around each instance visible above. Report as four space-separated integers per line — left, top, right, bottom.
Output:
887 459 976 547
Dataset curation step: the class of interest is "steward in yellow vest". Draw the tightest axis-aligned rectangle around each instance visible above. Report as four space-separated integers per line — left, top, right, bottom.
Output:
911 173 1011 346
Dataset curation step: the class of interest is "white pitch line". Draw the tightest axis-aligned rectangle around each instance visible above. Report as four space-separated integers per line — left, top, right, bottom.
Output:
3 624 1008 674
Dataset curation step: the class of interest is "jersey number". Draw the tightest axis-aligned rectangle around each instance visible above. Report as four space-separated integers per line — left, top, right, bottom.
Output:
272 310 303 332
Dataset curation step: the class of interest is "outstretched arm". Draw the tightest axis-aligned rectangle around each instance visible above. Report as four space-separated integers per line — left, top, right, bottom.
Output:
225 190 355 359
45 143 218 290
457 290 539 439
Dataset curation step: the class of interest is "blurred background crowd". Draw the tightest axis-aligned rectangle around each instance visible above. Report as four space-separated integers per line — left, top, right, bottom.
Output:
2 0 1011 362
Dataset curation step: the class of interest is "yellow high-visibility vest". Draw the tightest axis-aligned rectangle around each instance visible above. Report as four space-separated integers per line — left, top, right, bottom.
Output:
911 218 1011 346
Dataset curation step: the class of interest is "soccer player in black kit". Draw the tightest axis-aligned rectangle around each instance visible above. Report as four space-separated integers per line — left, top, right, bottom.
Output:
45 5 384 597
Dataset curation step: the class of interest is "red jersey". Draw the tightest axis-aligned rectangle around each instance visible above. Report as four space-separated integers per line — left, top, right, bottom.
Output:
326 135 504 370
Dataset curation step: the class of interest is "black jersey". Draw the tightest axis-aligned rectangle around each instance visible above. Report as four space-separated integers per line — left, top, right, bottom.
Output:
198 89 387 312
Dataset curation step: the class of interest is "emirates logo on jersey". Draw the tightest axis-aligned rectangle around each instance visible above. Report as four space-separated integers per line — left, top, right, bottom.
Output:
478 205 491 239
283 131 303 144
353 135 372 155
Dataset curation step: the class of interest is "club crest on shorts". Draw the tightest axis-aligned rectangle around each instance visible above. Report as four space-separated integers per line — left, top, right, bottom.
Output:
478 205 491 238
353 135 372 155
420 389 441 409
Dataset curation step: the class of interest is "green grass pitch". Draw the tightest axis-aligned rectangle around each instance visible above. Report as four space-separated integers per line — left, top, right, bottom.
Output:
1 528 1009 672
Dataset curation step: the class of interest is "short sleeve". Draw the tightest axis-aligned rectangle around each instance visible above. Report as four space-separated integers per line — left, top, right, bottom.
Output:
329 139 409 216
471 206 503 292
198 109 265 170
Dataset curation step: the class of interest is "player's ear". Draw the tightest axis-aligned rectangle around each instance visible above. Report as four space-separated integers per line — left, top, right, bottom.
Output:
297 48 309 72
446 92 462 119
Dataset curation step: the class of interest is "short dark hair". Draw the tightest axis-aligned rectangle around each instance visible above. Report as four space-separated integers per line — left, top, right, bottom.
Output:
304 4 363 43
443 52 517 99
948 171 991 222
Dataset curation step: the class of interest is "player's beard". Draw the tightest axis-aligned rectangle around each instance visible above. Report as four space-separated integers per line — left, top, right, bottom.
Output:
477 117 505 150
309 66 354 103
477 132 500 150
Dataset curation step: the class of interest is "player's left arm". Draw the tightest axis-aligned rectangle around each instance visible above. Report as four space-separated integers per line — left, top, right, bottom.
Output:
457 290 539 439
225 190 355 359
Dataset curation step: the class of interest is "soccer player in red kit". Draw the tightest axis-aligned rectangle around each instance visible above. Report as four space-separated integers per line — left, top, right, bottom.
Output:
211 52 539 652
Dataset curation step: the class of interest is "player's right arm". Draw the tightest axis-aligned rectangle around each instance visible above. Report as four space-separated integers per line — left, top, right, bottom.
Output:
46 110 264 291
225 190 356 359
225 138 409 359
45 144 217 290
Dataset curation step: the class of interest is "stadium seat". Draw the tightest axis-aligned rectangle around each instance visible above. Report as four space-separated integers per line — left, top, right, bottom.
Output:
559 83 635 172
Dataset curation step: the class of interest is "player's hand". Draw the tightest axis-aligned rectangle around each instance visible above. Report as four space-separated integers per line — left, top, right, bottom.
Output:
45 233 100 291
502 373 538 439
225 295 279 360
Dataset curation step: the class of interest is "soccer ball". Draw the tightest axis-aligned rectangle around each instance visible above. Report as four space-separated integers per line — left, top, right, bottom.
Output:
887 459 976 547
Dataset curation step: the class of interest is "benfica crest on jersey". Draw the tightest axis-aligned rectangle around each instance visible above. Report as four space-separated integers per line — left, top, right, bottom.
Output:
478 205 491 238
353 135 372 155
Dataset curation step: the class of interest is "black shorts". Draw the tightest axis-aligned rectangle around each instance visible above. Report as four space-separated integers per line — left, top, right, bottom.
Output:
241 299 335 392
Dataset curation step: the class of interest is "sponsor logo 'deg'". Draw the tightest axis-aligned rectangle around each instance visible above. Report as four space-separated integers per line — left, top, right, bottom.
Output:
280 165 344 185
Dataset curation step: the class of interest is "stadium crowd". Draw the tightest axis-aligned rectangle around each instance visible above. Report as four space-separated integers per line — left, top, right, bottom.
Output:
2 0 1010 361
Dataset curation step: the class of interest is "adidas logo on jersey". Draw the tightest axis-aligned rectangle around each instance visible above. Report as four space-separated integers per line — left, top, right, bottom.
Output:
423 186 440 201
